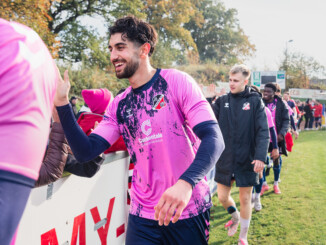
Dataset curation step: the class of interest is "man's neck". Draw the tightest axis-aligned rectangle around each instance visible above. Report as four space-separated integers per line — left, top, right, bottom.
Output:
129 61 157 89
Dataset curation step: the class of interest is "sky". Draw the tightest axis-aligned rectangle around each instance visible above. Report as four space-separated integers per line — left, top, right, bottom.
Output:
223 0 326 73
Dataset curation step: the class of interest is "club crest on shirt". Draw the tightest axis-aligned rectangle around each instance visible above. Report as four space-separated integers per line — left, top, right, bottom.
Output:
152 94 166 110
224 103 229 108
242 102 250 110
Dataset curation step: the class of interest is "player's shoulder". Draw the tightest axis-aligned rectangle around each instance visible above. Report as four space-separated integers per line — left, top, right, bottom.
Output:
160 68 194 83
114 87 132 101
109 86 133 110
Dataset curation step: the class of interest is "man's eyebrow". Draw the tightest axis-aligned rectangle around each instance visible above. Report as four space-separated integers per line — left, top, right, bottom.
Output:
108 42 127 48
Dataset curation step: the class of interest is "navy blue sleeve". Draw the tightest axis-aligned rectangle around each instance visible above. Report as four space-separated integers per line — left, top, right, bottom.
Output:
56 104 110 163
64 154 104 178
269 127 278 149
179 120 225 188
290 115 297 131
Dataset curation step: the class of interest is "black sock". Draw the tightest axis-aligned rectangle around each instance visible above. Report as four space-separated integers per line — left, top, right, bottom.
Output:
227 206 237 214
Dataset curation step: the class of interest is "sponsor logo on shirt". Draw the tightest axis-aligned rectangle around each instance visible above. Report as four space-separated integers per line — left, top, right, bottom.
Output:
141 119 152 136
224 103 229 108
152 94 166 110
242 102 250 110
139 119 163 144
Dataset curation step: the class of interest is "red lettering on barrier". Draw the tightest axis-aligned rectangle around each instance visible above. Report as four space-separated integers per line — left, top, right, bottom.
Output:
41 228 59 245
71 213 86 245
90 197 115 245
116 224 125 237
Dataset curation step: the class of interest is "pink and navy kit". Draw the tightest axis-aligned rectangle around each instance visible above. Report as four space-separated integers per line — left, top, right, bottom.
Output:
93 69 221 219
57 68 224 221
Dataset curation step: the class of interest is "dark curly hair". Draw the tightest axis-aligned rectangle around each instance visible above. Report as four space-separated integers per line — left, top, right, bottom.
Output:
264 83 277 92
109 16 158 57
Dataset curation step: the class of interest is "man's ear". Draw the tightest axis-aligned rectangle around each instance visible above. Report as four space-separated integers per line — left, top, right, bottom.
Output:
244 79 249 85
140 43 151 58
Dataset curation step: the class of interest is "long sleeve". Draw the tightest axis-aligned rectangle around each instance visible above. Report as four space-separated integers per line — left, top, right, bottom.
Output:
56 104 110 162
279 101 290 137
179 121 225 187
64 154 105 178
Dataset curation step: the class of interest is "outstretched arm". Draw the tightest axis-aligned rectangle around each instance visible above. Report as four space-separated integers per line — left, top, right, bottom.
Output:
56 104 110 162
54 69 110 162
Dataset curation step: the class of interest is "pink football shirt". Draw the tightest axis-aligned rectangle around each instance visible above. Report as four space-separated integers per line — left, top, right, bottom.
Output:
0 19 57 180
93 69 216 219
265 107 274 128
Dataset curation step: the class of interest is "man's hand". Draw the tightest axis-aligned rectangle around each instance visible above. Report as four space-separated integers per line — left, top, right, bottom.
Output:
54 68 70 106
277 134 284 142
271 148 279 160
154 179 192 226
293 130 299 139
251 160 265 173
90 121 99 133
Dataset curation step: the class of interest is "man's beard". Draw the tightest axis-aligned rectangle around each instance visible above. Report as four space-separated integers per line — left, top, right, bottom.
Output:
115 58 140 79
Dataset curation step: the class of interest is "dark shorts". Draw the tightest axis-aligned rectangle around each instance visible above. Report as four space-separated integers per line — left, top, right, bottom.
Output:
0 170 35 245
215 168 259 187
126 210 210 245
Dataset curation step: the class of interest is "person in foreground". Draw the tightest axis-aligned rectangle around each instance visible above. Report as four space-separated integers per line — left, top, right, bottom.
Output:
0 19 57 244
212 65 270 245
55 16 225 245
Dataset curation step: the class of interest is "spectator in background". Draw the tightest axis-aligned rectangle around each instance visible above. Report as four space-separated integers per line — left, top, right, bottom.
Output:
69 96 78 118
304 99 313 129
77 88 127 153
35 108 106 187
76 102 91 119
37 88 134 206
296 100 305 131
0 18 57 244
283 92 297 121
313 100 323 129
36 88 128 186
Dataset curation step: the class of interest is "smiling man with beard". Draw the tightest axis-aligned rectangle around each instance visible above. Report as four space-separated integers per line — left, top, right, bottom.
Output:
54 16 225 244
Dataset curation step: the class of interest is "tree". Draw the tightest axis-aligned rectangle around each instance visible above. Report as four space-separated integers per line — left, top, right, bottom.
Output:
280 51 326 89
0 0 60 57
177 61 229 84
144 0 198 50
48 0 145 63
184 0 255 65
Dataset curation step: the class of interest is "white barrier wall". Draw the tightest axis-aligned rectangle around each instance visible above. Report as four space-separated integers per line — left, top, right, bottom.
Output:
15 151 130 245
15 151 218 245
